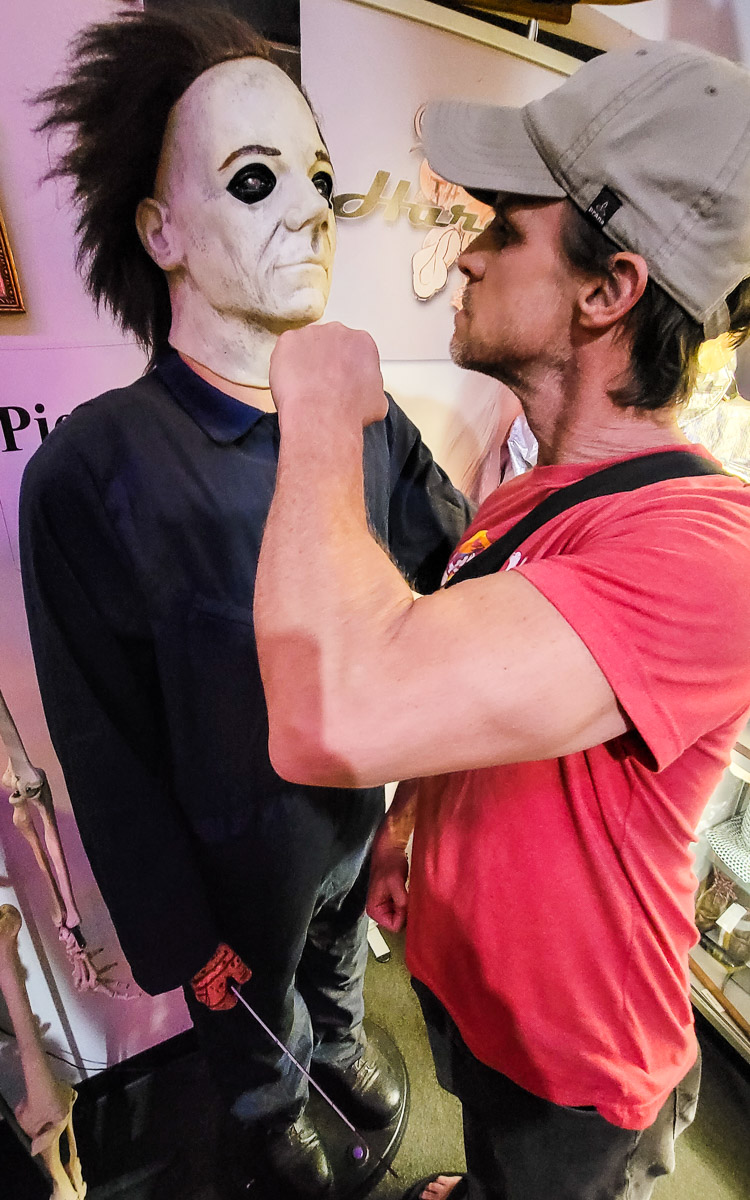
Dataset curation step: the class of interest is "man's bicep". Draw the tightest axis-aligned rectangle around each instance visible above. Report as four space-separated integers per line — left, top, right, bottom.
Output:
329 570 628 786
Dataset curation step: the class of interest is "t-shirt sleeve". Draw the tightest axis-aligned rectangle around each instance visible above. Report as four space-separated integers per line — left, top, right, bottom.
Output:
516 490 750 771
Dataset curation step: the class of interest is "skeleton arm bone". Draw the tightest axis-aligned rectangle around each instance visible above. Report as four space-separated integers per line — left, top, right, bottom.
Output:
0 688 81 934
0 687 44 797
0 687 136 998
10 782 71 934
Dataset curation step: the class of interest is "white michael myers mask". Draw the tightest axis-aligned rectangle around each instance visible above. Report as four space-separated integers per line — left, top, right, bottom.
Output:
141 57 335 338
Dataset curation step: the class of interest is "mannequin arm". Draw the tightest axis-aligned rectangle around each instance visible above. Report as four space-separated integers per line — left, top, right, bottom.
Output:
20 442 220 993
381 397 472 594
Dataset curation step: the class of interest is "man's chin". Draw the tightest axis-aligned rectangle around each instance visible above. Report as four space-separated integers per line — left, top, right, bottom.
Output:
450 334 487 374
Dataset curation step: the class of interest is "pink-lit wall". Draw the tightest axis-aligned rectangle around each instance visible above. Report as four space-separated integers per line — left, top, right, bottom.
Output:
0 0 189 1086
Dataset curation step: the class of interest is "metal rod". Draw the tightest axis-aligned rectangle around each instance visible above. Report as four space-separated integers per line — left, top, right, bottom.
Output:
230 985 368 1149
527 19 539 42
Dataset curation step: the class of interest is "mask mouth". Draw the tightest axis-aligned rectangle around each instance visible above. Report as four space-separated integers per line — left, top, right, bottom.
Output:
280 257 330 269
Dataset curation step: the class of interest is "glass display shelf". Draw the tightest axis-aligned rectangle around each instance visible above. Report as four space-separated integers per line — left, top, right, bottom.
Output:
690 942 750 1067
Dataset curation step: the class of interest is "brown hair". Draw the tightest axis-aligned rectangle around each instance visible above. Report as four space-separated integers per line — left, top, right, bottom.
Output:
561 201 750 411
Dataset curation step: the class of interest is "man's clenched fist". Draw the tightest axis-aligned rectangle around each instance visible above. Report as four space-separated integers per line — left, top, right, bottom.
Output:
270 322 389 430
366 841 410 934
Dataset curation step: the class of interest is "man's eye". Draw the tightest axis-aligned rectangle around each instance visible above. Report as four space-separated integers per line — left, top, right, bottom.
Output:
312 171 334 205
490 216 512 245
227 164 277 205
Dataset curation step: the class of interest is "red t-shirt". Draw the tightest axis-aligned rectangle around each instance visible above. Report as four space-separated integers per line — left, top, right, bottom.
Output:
406 445 750 1130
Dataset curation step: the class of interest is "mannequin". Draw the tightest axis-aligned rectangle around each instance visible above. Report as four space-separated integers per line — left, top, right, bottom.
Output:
135 53 336 388
20 10 470 1198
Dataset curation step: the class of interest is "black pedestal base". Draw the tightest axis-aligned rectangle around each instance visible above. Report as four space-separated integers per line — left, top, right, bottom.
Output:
242 1019 410 1200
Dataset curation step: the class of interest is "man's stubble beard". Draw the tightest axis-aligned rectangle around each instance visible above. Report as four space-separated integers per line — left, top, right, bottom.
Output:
450 328 521 392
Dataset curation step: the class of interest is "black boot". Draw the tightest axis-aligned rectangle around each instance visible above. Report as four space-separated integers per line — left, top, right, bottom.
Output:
312 1038 402 1129
263 1110 333 1197
217 1109 332 1199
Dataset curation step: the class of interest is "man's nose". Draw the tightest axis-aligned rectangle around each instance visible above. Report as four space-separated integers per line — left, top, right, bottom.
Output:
284 178 331 231
456 236 487 281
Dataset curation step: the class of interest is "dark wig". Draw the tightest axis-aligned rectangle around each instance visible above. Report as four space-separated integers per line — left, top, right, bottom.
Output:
34 9 272 359
561 201 750 412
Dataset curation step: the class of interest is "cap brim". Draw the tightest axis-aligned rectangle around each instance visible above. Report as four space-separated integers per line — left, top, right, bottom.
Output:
422 100 565 202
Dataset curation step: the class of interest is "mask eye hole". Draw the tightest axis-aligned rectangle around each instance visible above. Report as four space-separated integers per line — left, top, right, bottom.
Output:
312 171 334 206
227 163 277 205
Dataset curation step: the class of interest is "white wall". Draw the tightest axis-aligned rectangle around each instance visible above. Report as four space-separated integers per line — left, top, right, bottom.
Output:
302 0 582 478
304 0 750 471
593 0 750 62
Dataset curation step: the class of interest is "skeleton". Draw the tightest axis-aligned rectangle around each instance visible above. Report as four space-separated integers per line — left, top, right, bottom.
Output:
0 687 135 998
0 903 86 1199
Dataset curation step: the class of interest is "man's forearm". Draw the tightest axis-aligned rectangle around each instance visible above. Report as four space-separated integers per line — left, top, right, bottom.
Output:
255 413 415 787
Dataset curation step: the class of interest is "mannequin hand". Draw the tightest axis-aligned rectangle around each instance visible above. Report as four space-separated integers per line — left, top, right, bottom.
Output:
366 841 409 934
270 323 388 431
190 943 252 1011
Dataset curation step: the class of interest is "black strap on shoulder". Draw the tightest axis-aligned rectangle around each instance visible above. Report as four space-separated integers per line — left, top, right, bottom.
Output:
445 450 727 588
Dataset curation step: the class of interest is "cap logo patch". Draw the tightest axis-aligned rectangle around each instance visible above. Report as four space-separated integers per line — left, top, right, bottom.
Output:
585 187 622 229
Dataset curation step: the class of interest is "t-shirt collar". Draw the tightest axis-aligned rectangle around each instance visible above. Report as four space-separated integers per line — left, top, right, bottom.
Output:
154 346 270 444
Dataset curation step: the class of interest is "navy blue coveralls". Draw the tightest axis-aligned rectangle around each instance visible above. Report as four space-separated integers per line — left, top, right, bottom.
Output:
20 349 471 1127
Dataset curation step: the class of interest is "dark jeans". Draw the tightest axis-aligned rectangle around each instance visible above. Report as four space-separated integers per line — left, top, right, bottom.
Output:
412 979 701 1200
185 787 384 1129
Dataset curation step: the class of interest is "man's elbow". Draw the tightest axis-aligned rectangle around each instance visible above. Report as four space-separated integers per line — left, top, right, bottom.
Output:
260 641 383 788
267 715 364 789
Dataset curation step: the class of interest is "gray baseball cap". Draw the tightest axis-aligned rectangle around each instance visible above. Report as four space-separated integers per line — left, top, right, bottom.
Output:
422 41 750 338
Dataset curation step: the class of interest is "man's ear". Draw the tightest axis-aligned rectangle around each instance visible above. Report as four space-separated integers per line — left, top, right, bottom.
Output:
577 252 649 331
136 197 183 271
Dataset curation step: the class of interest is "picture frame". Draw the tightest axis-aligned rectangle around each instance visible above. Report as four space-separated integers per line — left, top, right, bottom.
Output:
0 207 24 314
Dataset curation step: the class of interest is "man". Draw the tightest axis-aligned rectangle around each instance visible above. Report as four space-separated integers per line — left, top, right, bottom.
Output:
254 40 750 1200
20 10 470 1197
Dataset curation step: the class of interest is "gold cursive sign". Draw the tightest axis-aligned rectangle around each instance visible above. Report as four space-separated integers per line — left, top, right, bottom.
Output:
334 170 489 233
